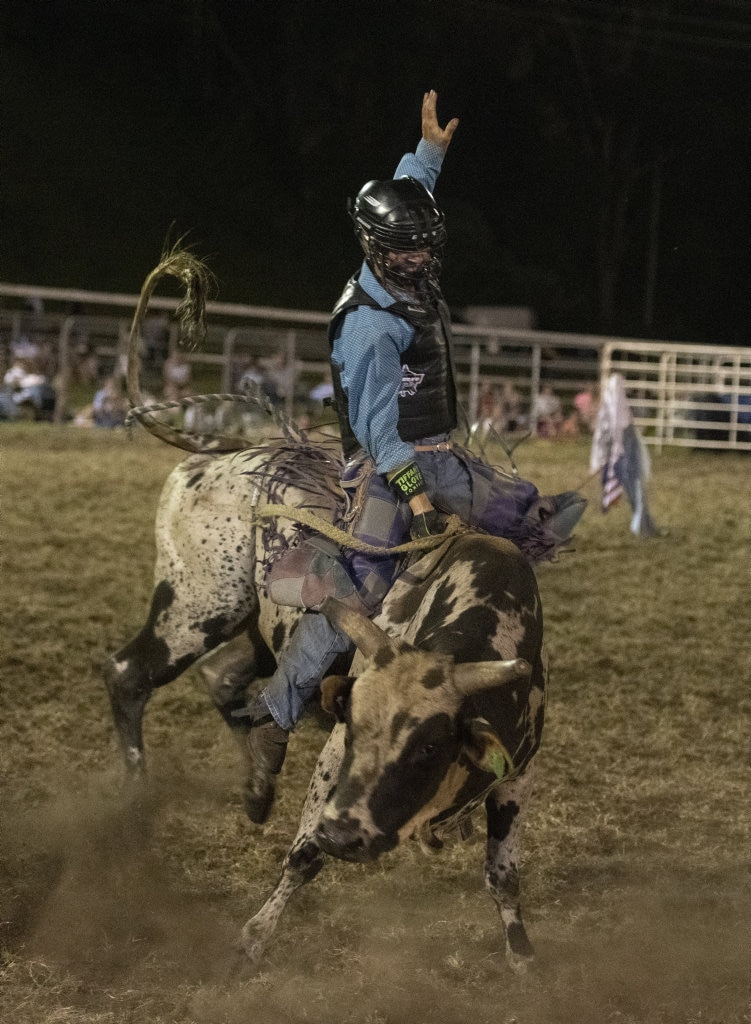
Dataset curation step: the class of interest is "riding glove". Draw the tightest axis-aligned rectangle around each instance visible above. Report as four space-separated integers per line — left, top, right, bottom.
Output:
410 509 448 540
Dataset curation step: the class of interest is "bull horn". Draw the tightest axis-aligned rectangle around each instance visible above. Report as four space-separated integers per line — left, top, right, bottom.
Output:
453 658 531 696
320 597 404 661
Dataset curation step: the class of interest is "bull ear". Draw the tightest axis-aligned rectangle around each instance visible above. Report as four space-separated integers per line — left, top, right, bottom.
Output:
320 597 403 661
321 674 356 722
453 658 531 696
462 718 515 779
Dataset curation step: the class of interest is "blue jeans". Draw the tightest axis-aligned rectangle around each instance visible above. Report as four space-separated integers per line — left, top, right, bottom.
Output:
262 611 353 731
413 440 473 521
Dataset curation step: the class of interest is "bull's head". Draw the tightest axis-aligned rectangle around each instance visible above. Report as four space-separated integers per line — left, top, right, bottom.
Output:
315 598 531 862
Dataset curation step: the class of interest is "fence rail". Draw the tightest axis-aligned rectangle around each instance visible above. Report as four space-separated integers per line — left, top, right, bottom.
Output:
2 282 748 451
601 340 751 451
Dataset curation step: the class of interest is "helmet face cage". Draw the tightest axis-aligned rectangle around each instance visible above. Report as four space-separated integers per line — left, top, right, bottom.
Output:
352 177 446 293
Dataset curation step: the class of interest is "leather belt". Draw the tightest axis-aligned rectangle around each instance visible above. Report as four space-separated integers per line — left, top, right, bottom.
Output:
413 441 453 452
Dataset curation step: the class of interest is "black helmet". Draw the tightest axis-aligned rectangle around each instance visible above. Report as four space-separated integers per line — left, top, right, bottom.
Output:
351 176 446 292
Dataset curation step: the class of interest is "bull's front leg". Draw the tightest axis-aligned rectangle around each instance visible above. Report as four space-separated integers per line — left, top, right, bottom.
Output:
239 723 345 964
239 835 326 964
483 764 536 973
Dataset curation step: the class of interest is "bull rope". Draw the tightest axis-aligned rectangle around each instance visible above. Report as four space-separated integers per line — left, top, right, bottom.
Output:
249 501 466 556
125 393 253 426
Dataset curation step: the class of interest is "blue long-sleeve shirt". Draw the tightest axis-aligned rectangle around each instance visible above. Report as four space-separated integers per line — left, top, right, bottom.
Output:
331 138 448 475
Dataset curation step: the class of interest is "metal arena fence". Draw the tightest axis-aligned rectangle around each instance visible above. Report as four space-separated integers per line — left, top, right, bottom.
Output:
1 282 748 451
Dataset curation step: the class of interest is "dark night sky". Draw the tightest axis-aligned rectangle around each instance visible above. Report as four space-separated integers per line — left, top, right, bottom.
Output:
2 0 749 343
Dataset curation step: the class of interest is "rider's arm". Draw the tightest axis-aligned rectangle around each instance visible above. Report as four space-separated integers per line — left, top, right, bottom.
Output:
332 297 415 475
393 90 459 189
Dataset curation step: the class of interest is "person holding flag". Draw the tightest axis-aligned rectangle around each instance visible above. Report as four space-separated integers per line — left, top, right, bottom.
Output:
590 373 659 537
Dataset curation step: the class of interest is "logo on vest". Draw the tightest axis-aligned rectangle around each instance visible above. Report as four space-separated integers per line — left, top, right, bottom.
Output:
399 364 424 397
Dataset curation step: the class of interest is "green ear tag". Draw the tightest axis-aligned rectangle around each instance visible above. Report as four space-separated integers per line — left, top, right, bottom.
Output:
486 749 509 779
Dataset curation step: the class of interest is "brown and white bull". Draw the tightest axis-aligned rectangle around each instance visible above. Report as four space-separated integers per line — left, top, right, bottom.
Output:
241 532 546 973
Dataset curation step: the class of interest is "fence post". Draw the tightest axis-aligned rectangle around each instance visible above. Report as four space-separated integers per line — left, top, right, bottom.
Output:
529 344 541 436
467 340 481 424
53 317 74 424
285 329 297 420
222 328 238 392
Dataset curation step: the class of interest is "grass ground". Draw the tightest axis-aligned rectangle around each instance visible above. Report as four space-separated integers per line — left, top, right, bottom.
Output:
0 423 749 1024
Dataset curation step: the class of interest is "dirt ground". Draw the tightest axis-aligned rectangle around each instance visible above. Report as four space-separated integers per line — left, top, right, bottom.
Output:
1 426 749 1023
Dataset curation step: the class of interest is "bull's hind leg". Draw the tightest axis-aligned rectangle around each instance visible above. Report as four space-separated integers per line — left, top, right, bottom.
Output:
483 765 536 973
239 723 345 963
105 578 251 774
199 630 276 733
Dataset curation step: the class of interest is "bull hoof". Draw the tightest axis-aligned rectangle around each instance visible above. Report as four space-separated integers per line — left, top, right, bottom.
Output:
239 920 270 966
505 924 535 974
227 944 261 982
506 950 534 975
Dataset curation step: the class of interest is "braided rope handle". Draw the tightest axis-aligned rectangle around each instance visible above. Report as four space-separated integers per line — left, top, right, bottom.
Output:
251 502 464 555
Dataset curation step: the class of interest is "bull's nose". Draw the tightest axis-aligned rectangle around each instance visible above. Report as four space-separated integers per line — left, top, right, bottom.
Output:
315 817 369 862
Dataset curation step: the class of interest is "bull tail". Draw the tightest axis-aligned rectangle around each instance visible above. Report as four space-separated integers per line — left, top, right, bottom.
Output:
126 243 254 453
126 240 213 409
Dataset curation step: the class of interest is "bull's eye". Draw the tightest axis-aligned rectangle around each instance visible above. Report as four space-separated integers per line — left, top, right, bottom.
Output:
406 714 454 770
413 741 439 762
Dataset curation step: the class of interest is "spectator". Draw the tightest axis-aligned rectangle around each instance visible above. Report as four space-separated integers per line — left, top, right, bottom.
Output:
298 369 336 429
573 384 600 433
258 350 306 407
474 380 526 439
240 357 282 406
308 370 334 405
62 304 98 384
0 348 56 421
92 376 128 427
532 384 563 439
500 379 525 432
476 381 505 438
73 376 128 428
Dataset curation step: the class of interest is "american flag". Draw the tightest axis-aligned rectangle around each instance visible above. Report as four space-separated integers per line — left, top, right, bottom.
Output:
591 373 659 536
601 457 623 512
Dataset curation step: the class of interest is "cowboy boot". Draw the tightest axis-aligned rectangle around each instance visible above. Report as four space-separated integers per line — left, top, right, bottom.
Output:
244 698 289 824
542 491 588 541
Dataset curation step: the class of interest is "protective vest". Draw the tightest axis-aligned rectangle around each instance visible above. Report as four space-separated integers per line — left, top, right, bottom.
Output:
328 276 458 458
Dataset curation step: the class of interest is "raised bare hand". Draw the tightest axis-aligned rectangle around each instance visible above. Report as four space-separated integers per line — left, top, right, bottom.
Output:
421 89 459 151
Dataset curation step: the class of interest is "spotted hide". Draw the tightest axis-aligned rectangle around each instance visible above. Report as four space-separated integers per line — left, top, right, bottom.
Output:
241 532 546 973
104 440 344 783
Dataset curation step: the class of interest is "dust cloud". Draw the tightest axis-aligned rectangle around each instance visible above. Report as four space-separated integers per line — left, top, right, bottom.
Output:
1 781 748 1024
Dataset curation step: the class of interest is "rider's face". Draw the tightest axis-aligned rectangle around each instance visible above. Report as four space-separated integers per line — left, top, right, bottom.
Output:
384 249 431 276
